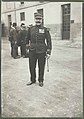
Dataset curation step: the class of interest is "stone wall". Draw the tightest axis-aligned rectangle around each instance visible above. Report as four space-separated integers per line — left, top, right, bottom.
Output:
1 25 9 37
45 24 62 40
46 23 82 40
70 23 82 40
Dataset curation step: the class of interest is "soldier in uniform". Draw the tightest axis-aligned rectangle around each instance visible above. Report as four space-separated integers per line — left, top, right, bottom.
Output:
26 12 52 87
9 23 20 59
19 23 27 57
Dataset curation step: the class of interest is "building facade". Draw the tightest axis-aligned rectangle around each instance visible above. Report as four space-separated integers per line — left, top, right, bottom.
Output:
1 1 82 40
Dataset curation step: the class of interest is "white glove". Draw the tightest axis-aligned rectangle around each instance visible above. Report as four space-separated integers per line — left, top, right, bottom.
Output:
15 41 17 44
46 54 50 59
26 49 29 53
26 44 30 49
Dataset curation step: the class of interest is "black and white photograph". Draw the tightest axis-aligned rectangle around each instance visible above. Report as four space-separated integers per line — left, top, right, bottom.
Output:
1 1 83 118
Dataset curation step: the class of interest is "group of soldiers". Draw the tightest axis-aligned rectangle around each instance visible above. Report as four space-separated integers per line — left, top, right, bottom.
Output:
9 12 52 87
9 22 31 59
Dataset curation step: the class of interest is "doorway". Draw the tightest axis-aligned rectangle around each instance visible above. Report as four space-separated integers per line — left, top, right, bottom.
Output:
62 4 71 39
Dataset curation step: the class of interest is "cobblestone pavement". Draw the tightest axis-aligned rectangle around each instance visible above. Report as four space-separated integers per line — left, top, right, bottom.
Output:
1 37 83 118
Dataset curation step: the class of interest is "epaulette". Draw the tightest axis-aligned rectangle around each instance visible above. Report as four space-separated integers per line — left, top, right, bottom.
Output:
46 28 50 31
44 26 50 31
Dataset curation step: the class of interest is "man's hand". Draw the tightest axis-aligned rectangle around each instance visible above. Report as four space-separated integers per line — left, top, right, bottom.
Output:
26 44 30 49
46 49 51 59
26 49 29 53
47 49 51 55
15 41 17 44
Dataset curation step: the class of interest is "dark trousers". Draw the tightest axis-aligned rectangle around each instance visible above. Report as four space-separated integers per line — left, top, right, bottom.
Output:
11 46 13 57
11 44 18 58
20 44 26 56
29 50 46 83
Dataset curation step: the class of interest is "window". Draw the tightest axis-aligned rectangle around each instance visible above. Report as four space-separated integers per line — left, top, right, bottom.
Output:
8 15 12 28
8 15 11 22
63 4 70 14
20 12 25 21
20 2 24 4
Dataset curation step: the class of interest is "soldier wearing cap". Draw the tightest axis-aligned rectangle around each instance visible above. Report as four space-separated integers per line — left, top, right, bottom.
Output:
26 12 52 87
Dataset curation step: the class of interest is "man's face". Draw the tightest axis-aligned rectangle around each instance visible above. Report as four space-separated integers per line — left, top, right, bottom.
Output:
16 26 20 31
13 25 17 29
13 23 17 29
22 25 26 30
35 18 42 26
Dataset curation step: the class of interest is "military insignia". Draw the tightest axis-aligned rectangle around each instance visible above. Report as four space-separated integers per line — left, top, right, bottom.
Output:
39 29 44 33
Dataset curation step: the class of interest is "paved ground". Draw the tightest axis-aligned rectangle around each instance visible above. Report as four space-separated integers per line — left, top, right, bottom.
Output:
1 37 83 118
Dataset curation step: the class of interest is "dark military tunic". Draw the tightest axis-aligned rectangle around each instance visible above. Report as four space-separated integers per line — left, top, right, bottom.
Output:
26 25 52 53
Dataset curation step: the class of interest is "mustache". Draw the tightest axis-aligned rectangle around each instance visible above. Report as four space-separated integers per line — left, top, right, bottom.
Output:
36 22 41 23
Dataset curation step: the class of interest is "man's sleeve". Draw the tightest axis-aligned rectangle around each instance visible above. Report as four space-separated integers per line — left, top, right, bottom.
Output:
9 30 13 41
8 30 11 41
45 28 52 54
19 30 22 40
17 31 21 46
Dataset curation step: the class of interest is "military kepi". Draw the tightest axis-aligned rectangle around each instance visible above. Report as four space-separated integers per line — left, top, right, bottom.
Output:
34 12 42 19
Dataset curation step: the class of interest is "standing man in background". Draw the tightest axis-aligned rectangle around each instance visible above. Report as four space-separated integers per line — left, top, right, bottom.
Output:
9 22 20 59
26 12 52 87
9 23 13 57
19 23 27 58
